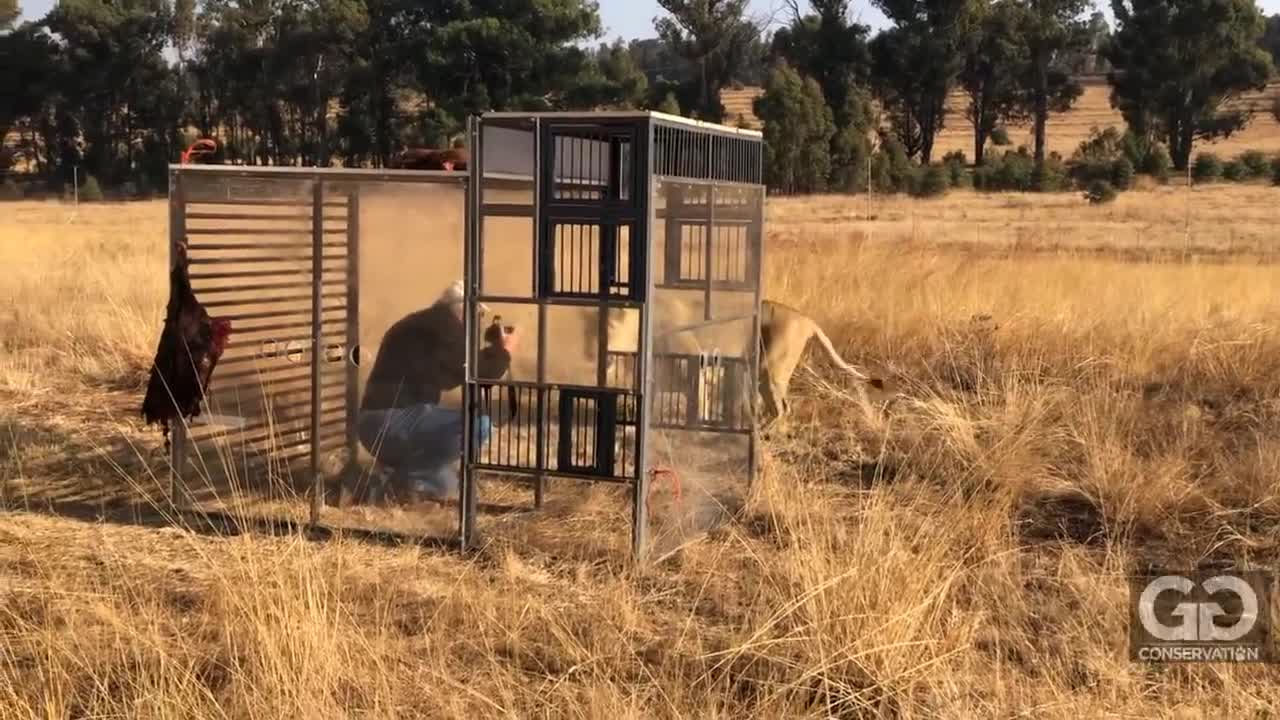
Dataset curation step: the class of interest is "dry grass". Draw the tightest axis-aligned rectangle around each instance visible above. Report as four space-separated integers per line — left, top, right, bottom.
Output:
2 189 1280 718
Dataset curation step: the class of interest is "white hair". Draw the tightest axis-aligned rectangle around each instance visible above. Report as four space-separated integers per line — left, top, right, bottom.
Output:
437 279 489 314
439 279 465 305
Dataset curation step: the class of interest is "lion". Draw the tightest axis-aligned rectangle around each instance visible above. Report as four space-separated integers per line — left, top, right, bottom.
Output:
755 300 889 428
589 297 890 430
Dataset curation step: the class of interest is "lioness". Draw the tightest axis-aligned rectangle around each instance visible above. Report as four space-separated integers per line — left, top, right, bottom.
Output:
590 298 888 429
756 300 887 427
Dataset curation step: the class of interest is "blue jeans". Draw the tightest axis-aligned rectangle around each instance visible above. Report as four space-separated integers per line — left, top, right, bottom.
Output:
357 404 492 500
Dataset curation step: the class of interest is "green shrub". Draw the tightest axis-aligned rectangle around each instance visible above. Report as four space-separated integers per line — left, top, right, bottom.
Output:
0 178 22 200
1111 157 1135 190
1239 150 1269 178
973 149 1038 192
1192 153 1223 183
1143 144 1173 181
1083 179 1117 204
1075 127 1124 163
912 163 950 197
1222 159 1248 182
997 150 1036 191
942 150 968 187
1033 155 1070 192
1120 130 1172 180
1070 128 1129 190
990 126 1012 146
870 136 917 194
77 175 104 201
1271 156 1280 185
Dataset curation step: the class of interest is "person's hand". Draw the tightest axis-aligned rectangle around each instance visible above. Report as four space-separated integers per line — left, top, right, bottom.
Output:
499 326 519 354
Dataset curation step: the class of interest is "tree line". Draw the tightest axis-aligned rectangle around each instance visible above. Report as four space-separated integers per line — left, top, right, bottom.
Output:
1 0 1278 199
757 0 1280 196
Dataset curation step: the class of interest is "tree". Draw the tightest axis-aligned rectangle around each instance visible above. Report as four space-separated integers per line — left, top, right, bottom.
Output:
1057 10 1111 74
41 0 182 185
829 85 879 190
1016 0 1090 164
0 21 56 151
959 0 1028 165
1259 13 1280 67
753 60 835 194
395 0 604 128
566 39 650 110
770 0 871 130
1104 0 1273 170
869 0 979 164
655 0 763 121
1 0 18 29
770 1 876 188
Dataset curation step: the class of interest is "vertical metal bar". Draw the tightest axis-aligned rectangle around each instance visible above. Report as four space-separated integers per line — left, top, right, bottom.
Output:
664 183 681 286
534 119 547 507
747 180 765 491
597 135 621 388
460 115 481 546
632 118 655 563
309 179 324 530
705 185 715 322
168 169 187 508
344 190 360 493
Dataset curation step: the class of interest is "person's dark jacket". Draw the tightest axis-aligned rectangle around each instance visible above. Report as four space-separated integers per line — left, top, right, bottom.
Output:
360 302 511 412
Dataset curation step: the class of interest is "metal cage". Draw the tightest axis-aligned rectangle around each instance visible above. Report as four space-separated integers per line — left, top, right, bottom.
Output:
164 111 764 562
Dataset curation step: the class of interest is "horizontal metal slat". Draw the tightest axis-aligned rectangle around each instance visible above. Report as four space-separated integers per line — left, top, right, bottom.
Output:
481 203 535 218
197 280 346 296
230 317 349 336
201 295 345 309
186 228 321 237
184 198 347 208
192 307 342 323
213 364 343 386
192 269 322 281
186 213 347 222
185 242 349 251
188 255 348 266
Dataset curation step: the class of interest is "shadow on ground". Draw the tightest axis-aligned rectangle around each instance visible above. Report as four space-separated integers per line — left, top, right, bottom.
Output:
1 401 535 555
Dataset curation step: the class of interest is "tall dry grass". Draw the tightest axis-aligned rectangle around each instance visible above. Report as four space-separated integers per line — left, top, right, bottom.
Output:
2 191 1279 718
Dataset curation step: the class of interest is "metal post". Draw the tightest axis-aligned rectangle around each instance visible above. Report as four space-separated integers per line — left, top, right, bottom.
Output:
533 119 547 508
459 115 481 549
344 190 361 499
747 183 765 491
704 181 715 323
632 119 656 563
309 180 324 530
168 169 188 508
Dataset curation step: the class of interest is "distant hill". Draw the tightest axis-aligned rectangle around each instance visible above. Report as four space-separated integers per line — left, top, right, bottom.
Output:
720 76 1280 159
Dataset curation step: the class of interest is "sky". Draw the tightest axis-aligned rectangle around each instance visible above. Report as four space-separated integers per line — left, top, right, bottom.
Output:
16 0 1280 39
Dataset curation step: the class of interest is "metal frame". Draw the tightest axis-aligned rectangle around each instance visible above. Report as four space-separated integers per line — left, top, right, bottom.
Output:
164 110 764 564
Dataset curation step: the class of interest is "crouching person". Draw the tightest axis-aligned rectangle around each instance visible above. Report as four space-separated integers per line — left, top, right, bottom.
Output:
354 281 518 504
